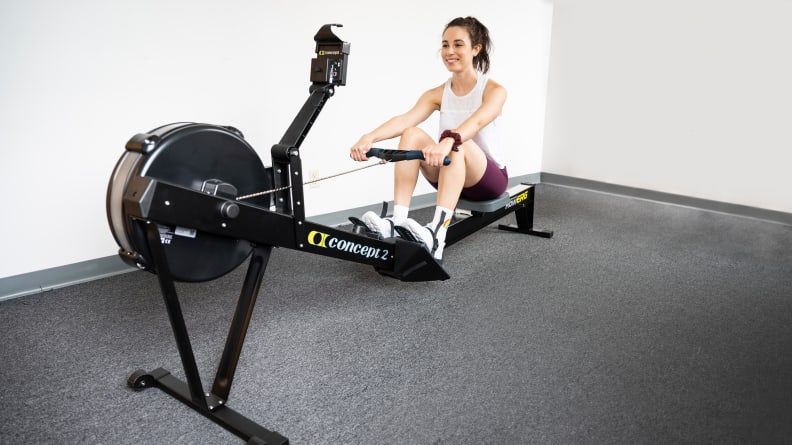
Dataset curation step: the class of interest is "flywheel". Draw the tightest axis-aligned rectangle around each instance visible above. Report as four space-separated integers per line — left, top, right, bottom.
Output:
106 122 272 282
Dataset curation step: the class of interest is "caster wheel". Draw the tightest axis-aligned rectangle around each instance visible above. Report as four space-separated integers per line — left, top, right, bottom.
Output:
128 369 155 391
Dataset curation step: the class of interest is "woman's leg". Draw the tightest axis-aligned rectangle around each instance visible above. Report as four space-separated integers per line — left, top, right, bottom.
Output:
431 139 489 210
393 127 434 207
397 138 491 261
358 127 433 237
394 127 490 209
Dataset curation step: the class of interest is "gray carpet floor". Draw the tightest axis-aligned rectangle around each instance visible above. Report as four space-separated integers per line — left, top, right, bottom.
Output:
1 184 791 444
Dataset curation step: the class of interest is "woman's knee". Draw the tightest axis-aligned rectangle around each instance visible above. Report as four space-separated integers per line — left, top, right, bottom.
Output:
399 127 432 147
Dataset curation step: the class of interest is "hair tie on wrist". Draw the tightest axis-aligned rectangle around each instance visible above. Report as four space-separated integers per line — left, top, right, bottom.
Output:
440 130 462 152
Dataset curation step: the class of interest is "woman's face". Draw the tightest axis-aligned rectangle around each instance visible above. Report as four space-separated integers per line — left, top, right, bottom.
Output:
441 26 480 73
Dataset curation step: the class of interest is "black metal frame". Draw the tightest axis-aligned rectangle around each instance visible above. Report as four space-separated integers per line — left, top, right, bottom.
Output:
119 23 552 444
446 184 554 247
129 230 285 444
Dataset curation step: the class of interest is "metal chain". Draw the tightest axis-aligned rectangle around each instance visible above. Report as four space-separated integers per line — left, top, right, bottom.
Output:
236 159 389 201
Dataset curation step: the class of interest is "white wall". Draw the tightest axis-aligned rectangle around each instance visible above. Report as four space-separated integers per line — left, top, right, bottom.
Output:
543 0 792 213
0 0 554 279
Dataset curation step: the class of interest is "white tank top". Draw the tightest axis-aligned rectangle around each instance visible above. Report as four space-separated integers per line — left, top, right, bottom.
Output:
439 74 505 168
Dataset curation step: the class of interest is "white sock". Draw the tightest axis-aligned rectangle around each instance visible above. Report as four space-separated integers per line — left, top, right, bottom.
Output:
430 206 453 244
392 204 409 225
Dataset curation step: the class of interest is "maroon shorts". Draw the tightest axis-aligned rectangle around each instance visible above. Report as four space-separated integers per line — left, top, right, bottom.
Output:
430 156 508 201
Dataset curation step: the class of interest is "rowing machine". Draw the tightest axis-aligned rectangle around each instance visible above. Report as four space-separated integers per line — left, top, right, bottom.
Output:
106 24 551 444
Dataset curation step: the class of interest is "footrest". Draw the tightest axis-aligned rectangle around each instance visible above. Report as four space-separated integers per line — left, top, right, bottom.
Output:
375 238 449 282
393 225 421 244
348 216 384 239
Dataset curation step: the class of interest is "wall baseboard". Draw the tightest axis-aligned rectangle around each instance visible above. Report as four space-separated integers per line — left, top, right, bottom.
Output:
541 172 792 226
0 255 133 302
15 171 791 301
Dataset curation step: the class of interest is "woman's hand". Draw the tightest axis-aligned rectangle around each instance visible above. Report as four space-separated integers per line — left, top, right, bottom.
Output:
422 138 454 167
350 136 374 161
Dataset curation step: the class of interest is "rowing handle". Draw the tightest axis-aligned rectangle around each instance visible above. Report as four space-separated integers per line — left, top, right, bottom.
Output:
366 148 451 166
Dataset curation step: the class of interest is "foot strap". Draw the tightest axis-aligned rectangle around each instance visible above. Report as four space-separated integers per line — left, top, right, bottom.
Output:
394 225 438 256
379 201 389 218
348 217 384 239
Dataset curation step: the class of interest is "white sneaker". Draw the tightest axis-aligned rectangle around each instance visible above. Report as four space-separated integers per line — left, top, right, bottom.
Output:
360 211 398 238
396 218 445 261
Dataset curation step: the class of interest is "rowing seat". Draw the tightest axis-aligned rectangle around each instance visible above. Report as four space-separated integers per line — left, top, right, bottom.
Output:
456 192 509 213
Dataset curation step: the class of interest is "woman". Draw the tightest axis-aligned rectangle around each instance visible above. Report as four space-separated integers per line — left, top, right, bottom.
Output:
350 16 507 263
